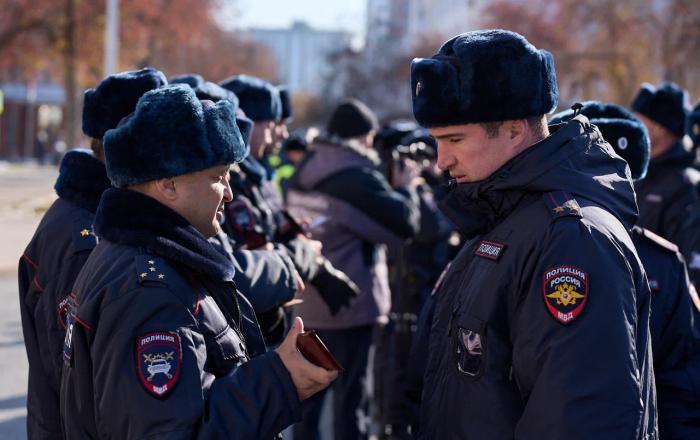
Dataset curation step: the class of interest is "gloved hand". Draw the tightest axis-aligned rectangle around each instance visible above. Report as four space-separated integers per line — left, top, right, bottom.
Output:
310 258 360 315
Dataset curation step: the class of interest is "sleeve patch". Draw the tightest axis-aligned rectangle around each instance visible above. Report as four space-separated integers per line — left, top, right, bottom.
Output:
542 191 582 219
542 266 589 324
136 332 182 399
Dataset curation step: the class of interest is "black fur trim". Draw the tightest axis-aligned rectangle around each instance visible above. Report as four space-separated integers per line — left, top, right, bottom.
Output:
95 188 234 281
54 149 111 213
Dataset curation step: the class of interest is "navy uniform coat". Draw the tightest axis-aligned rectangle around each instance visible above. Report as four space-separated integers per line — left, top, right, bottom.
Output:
419 117 657 439
60 188 300 439
631 227 700 439
18 150 110 439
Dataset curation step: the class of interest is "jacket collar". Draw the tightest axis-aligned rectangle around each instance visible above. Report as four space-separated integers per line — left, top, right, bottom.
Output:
439 116 638 238
94 188 234 281
54 149 112 213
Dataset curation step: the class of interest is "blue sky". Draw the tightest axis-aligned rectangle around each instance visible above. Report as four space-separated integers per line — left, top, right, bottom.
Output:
216 0 367 46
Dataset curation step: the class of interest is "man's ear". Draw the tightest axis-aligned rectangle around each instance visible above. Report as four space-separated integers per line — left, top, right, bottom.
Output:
153 177 178 201
507 119 528 148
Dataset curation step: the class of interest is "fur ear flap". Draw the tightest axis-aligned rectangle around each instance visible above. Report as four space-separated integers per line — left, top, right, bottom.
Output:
411 58 461 127
411 30 559 127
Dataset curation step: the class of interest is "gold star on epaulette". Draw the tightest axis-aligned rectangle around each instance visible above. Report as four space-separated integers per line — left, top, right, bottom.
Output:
149 267 156 272
553 206 565 213
80 228 91 237
158 274 165 279
140 272 147 279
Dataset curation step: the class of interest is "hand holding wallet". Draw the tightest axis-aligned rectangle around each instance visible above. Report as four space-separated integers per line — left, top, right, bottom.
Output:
296 330 344 371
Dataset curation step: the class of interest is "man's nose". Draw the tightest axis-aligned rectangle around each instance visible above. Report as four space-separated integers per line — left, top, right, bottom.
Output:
436 142 455 171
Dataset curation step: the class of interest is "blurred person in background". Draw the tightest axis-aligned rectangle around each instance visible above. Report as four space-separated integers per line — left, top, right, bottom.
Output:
286 98 420 440
630 82 699 246
219 75 360 347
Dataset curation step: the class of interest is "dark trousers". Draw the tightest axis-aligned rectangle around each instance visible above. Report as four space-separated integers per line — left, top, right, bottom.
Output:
293 325 374 440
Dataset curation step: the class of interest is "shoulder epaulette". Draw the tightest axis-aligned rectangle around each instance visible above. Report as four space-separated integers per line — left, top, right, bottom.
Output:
640 228 679 254
542 191 582 219
71 225 98 253
135 254 169 285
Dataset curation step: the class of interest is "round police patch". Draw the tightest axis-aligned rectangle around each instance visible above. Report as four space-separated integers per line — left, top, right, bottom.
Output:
542 266 589 325
136 332 182 398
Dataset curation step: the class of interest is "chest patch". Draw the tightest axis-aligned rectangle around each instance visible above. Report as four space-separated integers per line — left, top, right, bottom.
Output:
226 199 256 233
542 266 589 324
136 332 182 399
474 240 505 261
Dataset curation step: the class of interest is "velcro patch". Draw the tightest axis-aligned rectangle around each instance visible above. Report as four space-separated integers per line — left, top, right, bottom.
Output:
542 266 589 325
136 332 182 398
474 240 505 261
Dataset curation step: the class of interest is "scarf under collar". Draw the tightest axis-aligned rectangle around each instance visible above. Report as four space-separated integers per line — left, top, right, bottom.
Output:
94 187 234 281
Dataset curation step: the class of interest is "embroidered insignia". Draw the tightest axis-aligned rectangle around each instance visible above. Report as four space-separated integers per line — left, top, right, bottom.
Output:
455 327 483 376
542 265 589 324
63 318 74 366
474 240 505 261
136 332 181 398
543 191 582 219
72 225 98 252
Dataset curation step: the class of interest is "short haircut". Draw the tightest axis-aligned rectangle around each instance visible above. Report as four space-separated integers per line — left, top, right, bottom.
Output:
479 116 547 139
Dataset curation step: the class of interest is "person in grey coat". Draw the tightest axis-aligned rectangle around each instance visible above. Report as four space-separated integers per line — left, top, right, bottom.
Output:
287 99 420 439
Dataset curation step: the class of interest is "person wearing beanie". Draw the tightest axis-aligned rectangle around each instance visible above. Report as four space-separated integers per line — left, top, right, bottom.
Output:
286 99 421 440
552 102 700 440
17 67 166 440
60 84 337 439
409 30 655 439
630 81 699 245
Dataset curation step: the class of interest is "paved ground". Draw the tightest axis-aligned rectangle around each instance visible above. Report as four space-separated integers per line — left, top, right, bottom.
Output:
0 162 57 439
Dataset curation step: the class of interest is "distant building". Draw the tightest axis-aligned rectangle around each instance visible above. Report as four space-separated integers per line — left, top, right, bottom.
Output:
366 0 490 57
0 81 65 160
247 21 351 95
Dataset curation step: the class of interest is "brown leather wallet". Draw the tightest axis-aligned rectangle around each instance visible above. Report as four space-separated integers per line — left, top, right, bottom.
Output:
296 330 344 371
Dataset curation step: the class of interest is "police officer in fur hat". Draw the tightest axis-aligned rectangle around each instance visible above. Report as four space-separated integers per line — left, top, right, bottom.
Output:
18 67 166 439
630 82 699 245
219 75 361 346
410 29 656 438
60 84 338 438
552 101 700 439
170 74 303 317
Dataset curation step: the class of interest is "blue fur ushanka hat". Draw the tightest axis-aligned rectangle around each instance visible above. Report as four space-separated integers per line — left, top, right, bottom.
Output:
410 29 558 127
219 75 282 122
82 67 167 139
103 84 247 187
631 81 688 138
170 74 240 109
686 101 700 146
278 86 293 121
551 101 650 180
